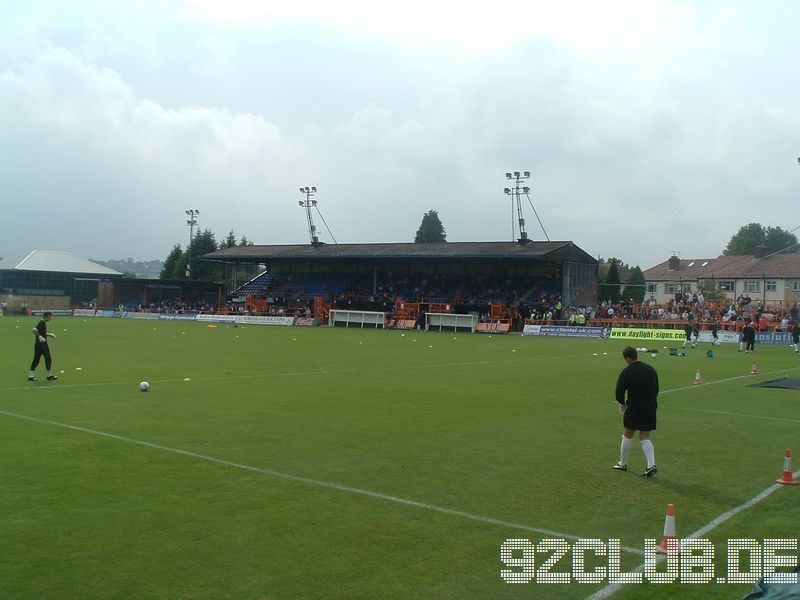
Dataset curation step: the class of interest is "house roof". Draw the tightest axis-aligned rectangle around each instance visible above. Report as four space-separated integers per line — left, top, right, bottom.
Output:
713 253 800 278
644 254 800 281
201 241 598 264
0 251 122 276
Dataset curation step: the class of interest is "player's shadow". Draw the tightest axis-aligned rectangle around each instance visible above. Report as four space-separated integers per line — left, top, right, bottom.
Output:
639 474 756 508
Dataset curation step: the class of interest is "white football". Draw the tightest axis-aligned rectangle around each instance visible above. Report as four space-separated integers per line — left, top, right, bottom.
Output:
651 353 657 358
139 381 150 392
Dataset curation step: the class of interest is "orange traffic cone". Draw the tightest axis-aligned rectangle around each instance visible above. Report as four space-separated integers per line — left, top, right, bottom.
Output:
750 362 759 375
776 449 799 486
654 503 680 554
693 369 703 385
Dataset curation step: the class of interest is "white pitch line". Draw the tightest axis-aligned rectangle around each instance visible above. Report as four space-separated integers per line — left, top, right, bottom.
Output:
3 353 795 571
658 366 800 423
585 470 800 600
585 364 800 598
660 365 800 396
669 406 800 425
0 409 644 557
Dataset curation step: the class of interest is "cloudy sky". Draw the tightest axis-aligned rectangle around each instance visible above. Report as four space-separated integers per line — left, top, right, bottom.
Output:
1 0 798 269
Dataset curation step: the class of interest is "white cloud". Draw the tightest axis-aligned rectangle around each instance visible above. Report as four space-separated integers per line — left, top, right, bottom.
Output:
1 1 799 269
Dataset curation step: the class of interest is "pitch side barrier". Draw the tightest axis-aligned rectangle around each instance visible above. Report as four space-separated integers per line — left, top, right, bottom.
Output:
608 327 748 344
31 309 74 316
751 331 794 345
608 326 793 345
475 322 511 334
125 311 163 320
70 309 297 326
522 324 607 338
191 314 295 326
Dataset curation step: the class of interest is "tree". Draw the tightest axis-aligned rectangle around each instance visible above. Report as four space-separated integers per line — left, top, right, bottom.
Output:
93 258 163 278
237 235 259 280
622 266 646 303
414 210 447 243
597 259 622 304
160 244 184 279
160 229 256 282
188 229 221 280
222 230 237 249
724 223 798 255
764 226 798 253
597 257 630 281
697 279 725 303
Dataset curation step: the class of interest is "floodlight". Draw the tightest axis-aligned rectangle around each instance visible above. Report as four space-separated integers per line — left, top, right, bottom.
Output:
298 185 336 246
501 168 547 244
184 210 200 278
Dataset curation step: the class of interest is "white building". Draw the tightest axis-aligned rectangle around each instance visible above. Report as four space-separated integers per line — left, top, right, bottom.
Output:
643 252 800 310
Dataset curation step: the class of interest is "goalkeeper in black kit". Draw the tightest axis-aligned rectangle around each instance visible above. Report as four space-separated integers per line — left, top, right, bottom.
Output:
613 346 658 477
28 311 58 381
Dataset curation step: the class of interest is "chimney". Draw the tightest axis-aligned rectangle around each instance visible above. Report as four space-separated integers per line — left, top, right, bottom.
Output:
668 255 680 271
754 245 769 259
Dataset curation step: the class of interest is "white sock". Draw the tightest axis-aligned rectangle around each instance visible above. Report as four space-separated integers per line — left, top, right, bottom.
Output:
47 370 53 376
641 439 655 468
29 371 35 378
619 436 632 466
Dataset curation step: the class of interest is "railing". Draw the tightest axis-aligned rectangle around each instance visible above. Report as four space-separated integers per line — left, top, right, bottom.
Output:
526 318 787 332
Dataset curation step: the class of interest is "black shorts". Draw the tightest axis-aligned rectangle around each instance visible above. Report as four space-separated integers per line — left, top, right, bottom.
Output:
624 409 656 432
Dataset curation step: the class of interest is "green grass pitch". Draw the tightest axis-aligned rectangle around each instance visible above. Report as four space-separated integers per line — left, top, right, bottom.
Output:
2 315 799 599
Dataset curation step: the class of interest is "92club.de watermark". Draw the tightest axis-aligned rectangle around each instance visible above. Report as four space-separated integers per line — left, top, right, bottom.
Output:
500 538 799 584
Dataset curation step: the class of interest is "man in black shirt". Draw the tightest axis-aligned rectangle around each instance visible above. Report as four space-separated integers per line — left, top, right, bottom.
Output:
613 346 658 477
28 311 58 381
691 320 701 348
682 322 692 348
741 321 756 354
710 319 720 346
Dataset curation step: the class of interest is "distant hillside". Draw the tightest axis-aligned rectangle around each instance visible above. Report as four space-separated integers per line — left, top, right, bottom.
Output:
92 258 164 279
